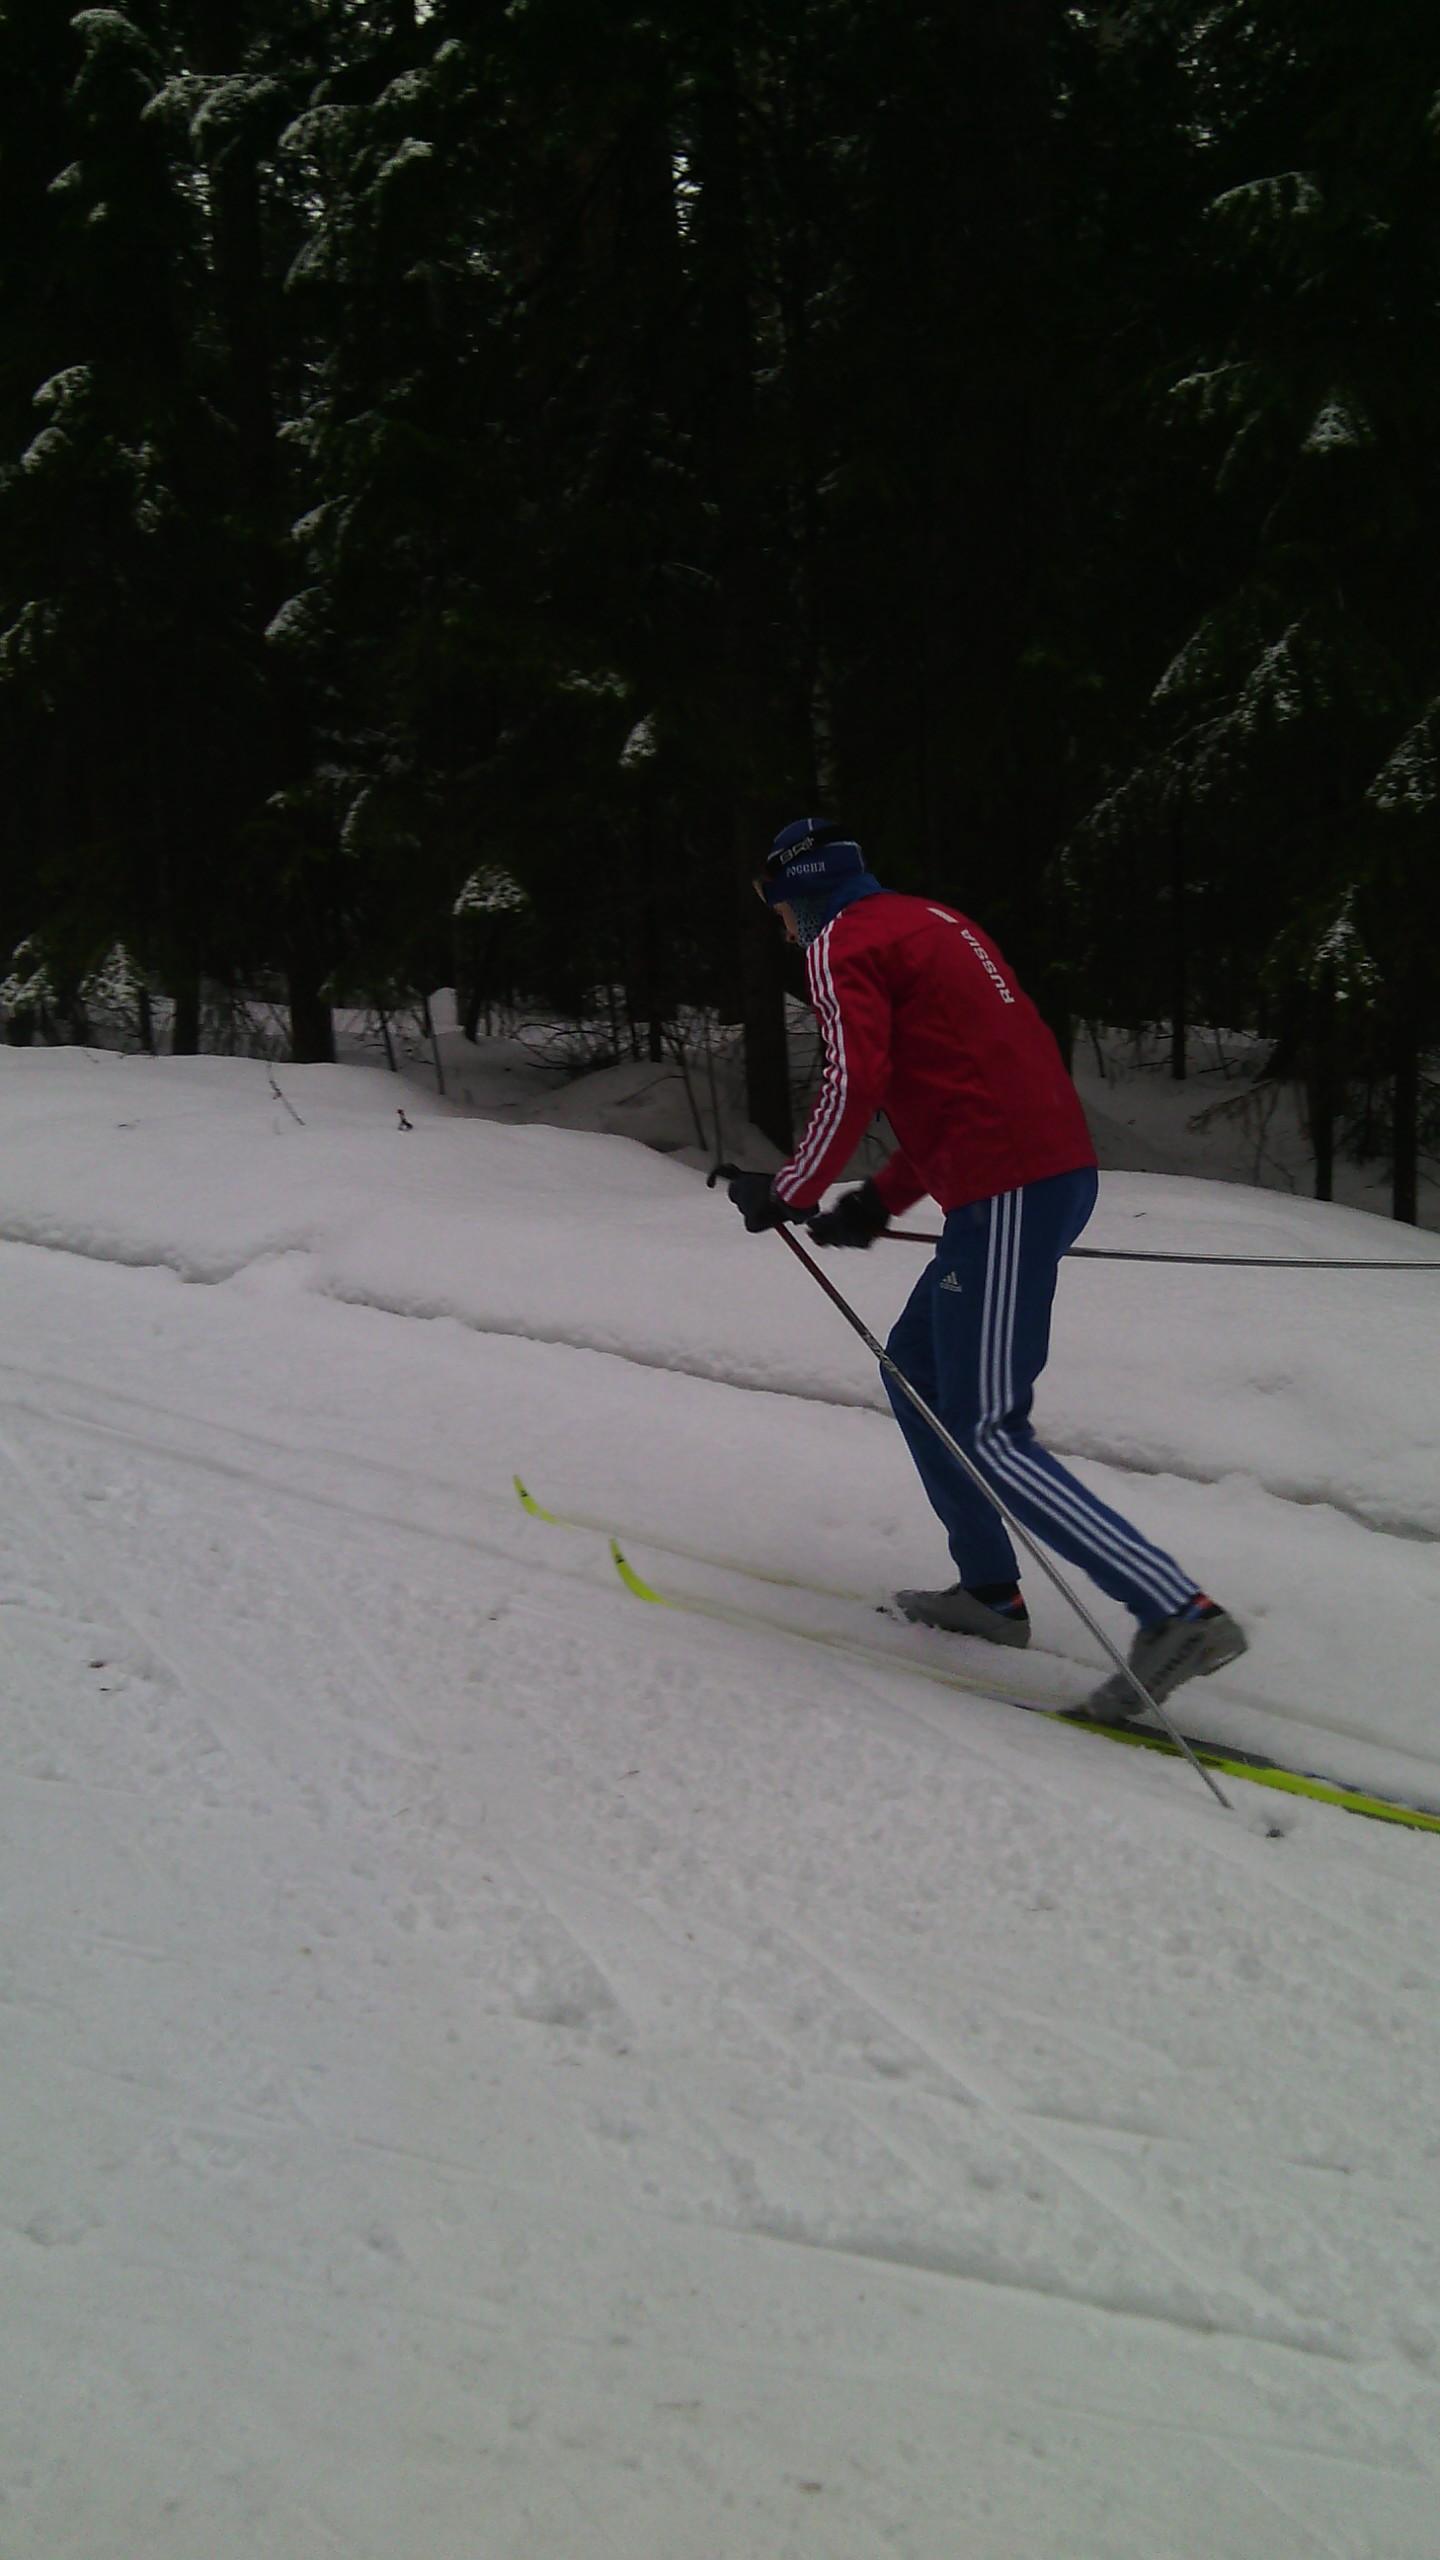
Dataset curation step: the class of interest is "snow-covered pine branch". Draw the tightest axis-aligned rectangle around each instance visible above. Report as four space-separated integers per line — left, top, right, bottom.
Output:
1369 706 1439 816
454 867 529 920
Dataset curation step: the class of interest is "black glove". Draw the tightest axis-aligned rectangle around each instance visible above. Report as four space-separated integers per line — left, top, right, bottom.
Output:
807 1178 891 1249
726 1169 798 1233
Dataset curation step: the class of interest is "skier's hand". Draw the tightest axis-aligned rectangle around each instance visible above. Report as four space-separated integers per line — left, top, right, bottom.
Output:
726 1169 799 1233
807 1178 890 1249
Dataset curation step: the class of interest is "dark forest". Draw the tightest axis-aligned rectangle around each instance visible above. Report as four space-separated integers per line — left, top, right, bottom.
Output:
2 1 1437 1210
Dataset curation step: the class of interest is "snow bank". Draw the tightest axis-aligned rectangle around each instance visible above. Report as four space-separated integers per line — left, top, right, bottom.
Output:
4 1051 1437 1543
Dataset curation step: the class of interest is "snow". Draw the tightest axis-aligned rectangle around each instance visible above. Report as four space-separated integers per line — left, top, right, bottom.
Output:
1070 1025 1434 1227
263 590 323 650
374 138 435 187
32 366 93 414
1304 396 1373 455
69 9 146 42
453 864 528 918
190 76 284 151
1234 622 1307 727
620 712 658 768
0 599 55 678
0 939 56 1021
2 1046 1439 2558
1209 171 1323 228
1370 707 1439 816
1307 895 1381 997
19 425 70 475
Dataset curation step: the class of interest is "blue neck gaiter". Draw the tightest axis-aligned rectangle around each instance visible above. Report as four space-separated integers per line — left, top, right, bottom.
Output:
788 871 886 949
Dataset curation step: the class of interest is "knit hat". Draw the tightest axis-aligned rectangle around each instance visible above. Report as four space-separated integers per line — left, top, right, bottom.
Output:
760 816 866 907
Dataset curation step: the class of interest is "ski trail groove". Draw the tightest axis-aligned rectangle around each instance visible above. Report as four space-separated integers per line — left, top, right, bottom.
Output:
0 1416 401 1825
1216 2442 1414 2560
9 1380 1436 1996
241 1501 433 1757
10 1356 1426 1793
757 1905 1356 2364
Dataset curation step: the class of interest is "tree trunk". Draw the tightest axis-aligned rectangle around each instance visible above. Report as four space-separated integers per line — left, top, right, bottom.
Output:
690 13 793 1153
171 976 201 1055
1307 964 1336 1203
736 831 793 1153
288 967 335 1065
772 21 832 806
1169 801 1187 1081
628 799 672 1069
1392 1024 1419 1225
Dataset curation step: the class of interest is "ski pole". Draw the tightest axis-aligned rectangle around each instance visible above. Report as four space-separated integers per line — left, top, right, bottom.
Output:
878 1232 1440 1270
769 1218 1240 1817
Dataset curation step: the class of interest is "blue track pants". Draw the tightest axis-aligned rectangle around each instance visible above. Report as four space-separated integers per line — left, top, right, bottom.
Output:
884 1168 1197 1627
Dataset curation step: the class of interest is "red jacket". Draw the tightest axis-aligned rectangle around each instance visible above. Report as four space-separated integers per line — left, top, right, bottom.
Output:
773 893 1097 1215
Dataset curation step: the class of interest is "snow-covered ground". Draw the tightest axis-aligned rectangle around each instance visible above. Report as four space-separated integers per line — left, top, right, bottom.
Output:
3 1046 1439 2559
418 1004 1440 1235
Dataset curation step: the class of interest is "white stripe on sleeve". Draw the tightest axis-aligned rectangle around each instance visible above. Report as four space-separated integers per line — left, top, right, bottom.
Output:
775 924 850 1201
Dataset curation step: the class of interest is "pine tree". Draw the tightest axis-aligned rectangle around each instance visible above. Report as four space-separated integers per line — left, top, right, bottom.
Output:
0 4 302 1040
1069 0 1440 1213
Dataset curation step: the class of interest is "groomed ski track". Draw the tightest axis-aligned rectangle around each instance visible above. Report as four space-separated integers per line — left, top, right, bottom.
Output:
4 1228 1440 2560
8 1239 1434 2560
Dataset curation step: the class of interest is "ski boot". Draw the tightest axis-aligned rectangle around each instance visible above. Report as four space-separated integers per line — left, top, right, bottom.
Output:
1081 1598 1247 1723
891 1581 1032 1649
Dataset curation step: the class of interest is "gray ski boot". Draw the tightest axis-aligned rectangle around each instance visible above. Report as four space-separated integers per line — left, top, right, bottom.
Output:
892 1582 1032 1649
1082 1599 1247 1722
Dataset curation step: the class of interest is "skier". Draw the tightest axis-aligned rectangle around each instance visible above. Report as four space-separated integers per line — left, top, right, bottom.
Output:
725 817 1246 1716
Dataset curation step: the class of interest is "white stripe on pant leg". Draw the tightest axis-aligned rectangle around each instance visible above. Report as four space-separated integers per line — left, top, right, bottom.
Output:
981 1185 1187 1612
983 1421 1194 1612
966 1188 1184 1614
984 1189 1018 1428
987 1188 1021 1432
979 1429 1194 1614
978 1194 1004 1426
982 1430 1187 1614
986 1191 1008 1425
1001 1189 1020 1419
977 1190 1017 1500
975 1188 1187 1614
1002 1187 1020 1417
